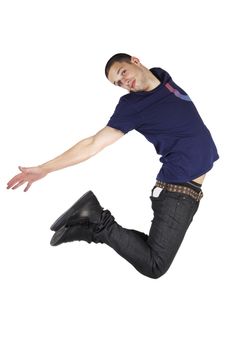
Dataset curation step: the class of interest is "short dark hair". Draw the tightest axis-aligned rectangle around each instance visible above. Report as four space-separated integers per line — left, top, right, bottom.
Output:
105 53 132 78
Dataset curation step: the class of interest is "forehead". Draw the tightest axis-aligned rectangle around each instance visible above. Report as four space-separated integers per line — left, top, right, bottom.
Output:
108 61 131 84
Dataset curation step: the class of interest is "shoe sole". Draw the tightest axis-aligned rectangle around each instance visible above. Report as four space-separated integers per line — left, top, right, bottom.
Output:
50 226 67 246
50 190 94 231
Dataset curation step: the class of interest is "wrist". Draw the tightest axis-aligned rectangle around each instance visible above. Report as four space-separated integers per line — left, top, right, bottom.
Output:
38 164 53 175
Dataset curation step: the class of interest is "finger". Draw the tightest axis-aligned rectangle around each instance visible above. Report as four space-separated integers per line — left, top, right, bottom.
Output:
7 174 25 189
24 182 32 192
12 180 26 190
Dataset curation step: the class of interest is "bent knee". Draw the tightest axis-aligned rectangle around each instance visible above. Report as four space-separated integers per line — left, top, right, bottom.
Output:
135 257 173 279
147 261 171 279
149 269 168 279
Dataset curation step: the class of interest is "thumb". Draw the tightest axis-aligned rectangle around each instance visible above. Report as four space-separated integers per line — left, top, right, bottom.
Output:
18 166 27 173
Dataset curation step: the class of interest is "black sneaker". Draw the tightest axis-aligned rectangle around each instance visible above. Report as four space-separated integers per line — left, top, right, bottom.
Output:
50 221 93 246
50 191 103 232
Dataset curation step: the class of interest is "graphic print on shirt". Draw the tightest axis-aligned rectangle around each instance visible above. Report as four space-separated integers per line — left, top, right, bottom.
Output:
165 82 191 101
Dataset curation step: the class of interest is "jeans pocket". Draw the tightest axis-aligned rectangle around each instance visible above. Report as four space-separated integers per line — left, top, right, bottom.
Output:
150 192 167 213
151 187 164 198
173 195 199 226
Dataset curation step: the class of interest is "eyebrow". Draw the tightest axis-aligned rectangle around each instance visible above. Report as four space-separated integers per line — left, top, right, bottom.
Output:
113 67 123 85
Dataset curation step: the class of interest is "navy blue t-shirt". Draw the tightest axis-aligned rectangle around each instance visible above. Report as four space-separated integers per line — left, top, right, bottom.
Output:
107 67 219 183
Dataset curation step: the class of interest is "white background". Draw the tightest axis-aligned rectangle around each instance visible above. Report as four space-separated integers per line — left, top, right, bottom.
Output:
1 0 232 349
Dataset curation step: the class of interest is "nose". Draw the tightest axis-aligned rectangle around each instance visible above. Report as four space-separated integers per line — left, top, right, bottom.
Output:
121 77 130 87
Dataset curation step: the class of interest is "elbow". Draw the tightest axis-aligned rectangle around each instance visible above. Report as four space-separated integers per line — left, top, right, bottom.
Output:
85 137 103 158
88 136 107 157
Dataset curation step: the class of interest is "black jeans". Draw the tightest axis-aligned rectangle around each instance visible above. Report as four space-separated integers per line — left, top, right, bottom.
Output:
97 189 200 279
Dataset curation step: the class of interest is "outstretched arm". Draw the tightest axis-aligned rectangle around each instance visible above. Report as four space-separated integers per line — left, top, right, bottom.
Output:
7 126 124 192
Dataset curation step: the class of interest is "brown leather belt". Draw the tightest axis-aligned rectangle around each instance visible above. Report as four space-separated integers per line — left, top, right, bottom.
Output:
155 180 203 202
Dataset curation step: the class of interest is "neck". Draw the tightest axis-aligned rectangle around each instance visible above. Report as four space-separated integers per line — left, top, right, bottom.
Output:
147 71 160 91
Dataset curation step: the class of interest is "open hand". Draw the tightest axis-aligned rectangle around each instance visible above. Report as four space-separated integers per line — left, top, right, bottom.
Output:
7 166 48 192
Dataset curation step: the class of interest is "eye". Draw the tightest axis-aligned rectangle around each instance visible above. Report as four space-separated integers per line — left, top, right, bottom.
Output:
122 70 126 76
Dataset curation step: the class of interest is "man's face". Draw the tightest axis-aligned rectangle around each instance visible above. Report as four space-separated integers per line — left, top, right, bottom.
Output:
108 57 149 92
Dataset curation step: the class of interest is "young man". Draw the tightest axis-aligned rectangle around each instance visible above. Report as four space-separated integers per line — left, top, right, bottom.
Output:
7 53 219 279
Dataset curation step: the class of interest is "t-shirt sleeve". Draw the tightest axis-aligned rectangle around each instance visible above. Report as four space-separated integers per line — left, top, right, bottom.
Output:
106 97 140 134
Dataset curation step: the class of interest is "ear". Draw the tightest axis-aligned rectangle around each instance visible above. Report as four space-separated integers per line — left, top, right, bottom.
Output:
130 56 140 65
